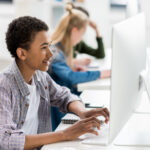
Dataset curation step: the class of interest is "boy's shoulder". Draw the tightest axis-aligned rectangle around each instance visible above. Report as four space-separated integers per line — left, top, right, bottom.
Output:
0 67 16 89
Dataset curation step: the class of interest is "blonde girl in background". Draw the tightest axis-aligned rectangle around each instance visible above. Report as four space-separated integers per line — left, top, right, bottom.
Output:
48 3 111 131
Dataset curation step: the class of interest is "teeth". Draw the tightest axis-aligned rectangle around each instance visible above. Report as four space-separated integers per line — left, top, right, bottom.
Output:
43 59 51 64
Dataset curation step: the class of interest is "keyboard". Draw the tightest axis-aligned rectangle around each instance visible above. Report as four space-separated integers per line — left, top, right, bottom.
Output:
81 123 109 145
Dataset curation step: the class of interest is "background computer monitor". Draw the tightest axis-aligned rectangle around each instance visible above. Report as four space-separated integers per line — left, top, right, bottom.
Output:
126 0 139 18
109 13 146 143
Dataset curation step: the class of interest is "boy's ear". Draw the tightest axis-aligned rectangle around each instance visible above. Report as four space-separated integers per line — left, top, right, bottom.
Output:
16 48 27 60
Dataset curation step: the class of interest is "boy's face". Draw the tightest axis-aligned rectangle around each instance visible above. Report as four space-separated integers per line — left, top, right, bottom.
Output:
23 31 53 72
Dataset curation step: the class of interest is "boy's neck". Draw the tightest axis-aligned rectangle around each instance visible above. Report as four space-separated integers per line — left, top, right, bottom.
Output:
16 59 35 85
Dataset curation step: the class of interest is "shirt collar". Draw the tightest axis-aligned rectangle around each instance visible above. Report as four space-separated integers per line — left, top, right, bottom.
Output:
11 60 41 98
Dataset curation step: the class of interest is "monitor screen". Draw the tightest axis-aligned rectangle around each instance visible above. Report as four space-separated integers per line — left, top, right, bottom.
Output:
109 12 146 143
82 13 146 146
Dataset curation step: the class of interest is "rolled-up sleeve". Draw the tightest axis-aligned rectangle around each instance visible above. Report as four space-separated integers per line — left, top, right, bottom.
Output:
46 74 81 113
0 86 25 150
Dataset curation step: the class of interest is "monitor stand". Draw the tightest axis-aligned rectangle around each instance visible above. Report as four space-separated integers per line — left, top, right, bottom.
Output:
114 70 150 146
134 70 150 114
114 113 150 146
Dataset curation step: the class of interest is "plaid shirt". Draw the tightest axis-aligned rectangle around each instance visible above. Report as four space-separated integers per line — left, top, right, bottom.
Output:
0 60 80 150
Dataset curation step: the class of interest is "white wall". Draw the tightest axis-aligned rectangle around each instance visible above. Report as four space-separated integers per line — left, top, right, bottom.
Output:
14 0 51 27
140 0 150 47
85 0 150 48
0 0 150 71
84 0 111 48
0 3 13 71
84 0 126 49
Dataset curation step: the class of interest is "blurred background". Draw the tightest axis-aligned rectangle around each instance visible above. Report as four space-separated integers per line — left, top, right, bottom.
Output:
0 0 150 70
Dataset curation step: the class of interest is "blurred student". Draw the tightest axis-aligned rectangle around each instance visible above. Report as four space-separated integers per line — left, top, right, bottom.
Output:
50 3 110 95
48 4 111 130
0 16 109 150
71 3 105 67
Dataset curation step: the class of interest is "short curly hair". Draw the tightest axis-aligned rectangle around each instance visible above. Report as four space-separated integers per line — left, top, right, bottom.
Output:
6 16 49 59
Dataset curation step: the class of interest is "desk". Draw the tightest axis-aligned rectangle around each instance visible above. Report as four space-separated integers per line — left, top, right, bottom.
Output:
77 49 112 91
42 113 150 150
78 78 110 91
42 90 150 150
76 48 112 71
80 89 150 114
80 90 110 108
77 47 150 92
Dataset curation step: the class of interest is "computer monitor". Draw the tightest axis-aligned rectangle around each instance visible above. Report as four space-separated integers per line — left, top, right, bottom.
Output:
109 12 146 143
82 13 146 145
126 0 139 18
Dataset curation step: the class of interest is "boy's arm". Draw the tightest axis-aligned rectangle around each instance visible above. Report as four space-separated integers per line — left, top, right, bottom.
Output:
24 131 64 150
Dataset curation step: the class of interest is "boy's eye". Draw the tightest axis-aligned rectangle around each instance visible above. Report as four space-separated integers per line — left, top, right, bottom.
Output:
41 47 47 50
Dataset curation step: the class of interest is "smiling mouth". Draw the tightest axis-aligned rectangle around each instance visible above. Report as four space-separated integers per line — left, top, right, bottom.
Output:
43 60 50 65
43 58 53 65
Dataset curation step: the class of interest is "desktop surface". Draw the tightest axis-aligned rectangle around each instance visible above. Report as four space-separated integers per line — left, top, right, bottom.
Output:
42 113 150 150
42 89 150 150
77 49 111 91
78 78 111 91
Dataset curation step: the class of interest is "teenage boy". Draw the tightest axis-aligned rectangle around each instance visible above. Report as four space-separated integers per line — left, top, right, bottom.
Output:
0 16 109 150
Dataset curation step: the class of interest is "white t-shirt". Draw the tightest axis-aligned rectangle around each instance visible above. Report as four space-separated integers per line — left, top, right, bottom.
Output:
21 78 40 135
